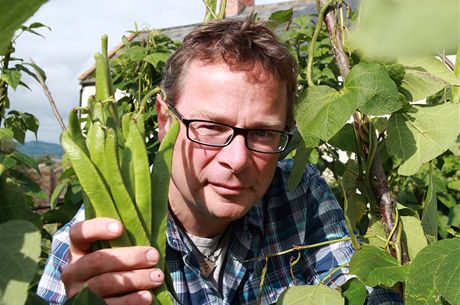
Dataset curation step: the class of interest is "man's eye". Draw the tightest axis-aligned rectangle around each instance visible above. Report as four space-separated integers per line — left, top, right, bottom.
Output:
253 130 274 138
195 123 227 134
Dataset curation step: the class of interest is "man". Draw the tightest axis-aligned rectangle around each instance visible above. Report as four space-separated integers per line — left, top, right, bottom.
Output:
38 17 402 305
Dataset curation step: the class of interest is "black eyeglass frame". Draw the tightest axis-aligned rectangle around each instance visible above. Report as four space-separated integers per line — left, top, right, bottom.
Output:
166 102 293 154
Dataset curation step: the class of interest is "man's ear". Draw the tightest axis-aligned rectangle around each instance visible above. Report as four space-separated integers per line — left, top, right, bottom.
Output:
156 93 172 142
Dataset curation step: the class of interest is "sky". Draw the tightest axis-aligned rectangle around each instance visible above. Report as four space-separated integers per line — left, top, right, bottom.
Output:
9 0 281 144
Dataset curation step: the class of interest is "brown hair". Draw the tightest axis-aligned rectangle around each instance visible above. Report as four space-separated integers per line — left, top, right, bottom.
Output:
161 16 298 128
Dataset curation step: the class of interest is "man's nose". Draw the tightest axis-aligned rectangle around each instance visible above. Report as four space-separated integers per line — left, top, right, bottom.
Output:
217 134 250 173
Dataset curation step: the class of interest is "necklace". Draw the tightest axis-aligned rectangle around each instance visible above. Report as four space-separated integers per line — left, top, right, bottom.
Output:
199 245 223 277
189 231 227 278
168 207 231 278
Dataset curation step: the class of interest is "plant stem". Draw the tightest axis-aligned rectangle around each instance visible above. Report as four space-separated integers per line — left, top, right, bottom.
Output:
30 59 66 130
318 0 409 262
0 43 13 126
318 0 350 78
306 0 336 87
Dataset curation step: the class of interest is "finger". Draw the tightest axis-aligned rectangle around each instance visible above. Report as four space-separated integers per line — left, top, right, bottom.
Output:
88 268 164 297
69 218 123 254
63 246 160 284
106 291 152 305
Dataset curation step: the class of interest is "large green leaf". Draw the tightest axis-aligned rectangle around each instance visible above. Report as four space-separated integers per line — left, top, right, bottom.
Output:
328 123 357 153
421 167 438 244
346 0 459 58
287 143 310 192
399 57 460 101
401 216 428 260
295 85 357 143
276 284 344 305
0 178 42 228
295 63 402 144
0 0 48 55
0 220 41 305
346 63 402 115
342 278 367 305
364 221 387 249
386 103 460 175
0 69 21 90
349 245 408 287
406 238 460 305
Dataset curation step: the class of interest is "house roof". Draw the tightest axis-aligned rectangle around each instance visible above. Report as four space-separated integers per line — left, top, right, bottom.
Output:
78 0 350 84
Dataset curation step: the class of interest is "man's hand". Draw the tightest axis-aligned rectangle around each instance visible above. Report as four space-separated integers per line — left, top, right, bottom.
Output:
62 218 164 305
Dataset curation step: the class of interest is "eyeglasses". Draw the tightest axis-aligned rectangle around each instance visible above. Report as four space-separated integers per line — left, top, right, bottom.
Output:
167 103 292 154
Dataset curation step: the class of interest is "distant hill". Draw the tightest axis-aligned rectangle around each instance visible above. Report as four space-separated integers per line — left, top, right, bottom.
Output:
16 141 64 157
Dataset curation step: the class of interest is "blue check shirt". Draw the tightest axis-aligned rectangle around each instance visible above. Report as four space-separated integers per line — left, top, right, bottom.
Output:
37 160 402 304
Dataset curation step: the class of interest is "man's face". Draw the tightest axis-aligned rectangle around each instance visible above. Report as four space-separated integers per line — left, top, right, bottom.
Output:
162 60 288 235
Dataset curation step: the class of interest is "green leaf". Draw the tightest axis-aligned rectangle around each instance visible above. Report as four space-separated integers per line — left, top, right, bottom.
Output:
269 9 293 28
0 178 42 228
4 115 26 144
421 167 438 244
276 284 344 305
49 182 67 209
0 128 14 139
121 45 145 61
364 221 387 249
341 278 367 305
26 62 47 81
63 286 107 305
287 143 310 192
346 63 403 115
448 205 460 227
23 112 39 139
143 51 171 68
386 103 460 175
0 0 48 55
401 216 428 260
0 220 41 305
0 69 21 90
399 57 460 101
328 124 357 153
447 180 460 191
296 63 402 145
406 238 460 305
346 0 459 58
11 151 40 173
0 155 17 170
349 245 408 287
295 85 357 142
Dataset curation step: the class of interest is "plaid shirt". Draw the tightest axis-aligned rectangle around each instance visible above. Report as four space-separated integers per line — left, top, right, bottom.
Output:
37 160 402 305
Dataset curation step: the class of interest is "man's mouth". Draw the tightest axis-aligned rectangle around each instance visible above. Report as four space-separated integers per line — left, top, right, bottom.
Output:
208 182 248 195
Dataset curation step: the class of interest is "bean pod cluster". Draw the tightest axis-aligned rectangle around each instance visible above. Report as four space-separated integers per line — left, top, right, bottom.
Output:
60 35 178 305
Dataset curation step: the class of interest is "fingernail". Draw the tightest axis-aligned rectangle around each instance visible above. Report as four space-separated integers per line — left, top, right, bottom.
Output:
140 290 151 301
146 249 158 262
150 269 164 282
107 222 120 234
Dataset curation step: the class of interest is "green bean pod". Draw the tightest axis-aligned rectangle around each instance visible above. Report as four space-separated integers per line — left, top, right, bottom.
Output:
61 130 130 248
86 121 106 177
67 109 89 156
121 112 131 141
151 119 180 304
95 52 112 102
104 128 150 245
127 119 152 236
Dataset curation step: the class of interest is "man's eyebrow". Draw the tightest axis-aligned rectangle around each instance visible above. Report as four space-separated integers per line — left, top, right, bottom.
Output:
189 111 285 129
